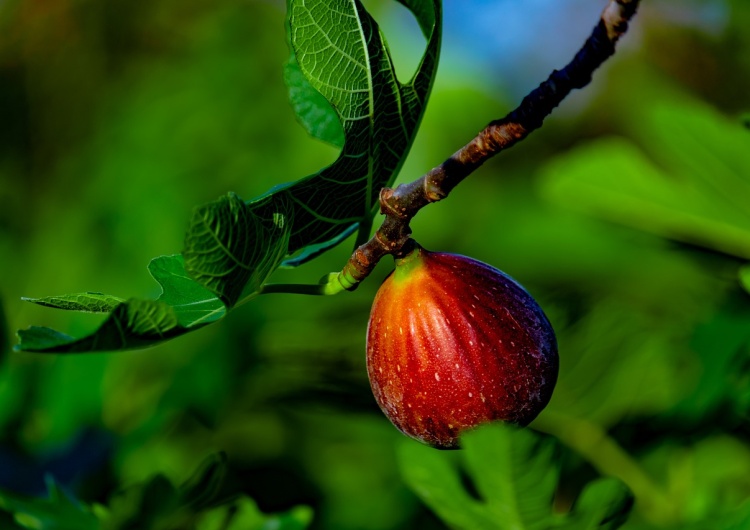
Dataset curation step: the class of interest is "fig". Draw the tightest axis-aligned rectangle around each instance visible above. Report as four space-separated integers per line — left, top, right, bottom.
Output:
366 245 558 449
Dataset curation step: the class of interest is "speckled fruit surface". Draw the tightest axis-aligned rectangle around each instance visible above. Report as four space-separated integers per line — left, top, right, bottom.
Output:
366 246 558 449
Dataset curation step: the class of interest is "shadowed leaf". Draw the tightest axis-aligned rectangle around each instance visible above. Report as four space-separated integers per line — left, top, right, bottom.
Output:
400 423 633 530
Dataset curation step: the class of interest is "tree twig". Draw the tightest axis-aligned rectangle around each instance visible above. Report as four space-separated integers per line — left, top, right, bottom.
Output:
331 0 640 292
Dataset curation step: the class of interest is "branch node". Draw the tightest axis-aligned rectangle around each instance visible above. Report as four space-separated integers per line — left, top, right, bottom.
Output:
379 187 408 219
423 172 447 202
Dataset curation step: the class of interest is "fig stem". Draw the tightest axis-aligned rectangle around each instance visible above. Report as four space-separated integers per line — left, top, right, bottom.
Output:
329 0 640 290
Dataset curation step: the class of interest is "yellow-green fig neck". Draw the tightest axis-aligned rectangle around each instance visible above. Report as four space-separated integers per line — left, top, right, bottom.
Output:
392 243 429 285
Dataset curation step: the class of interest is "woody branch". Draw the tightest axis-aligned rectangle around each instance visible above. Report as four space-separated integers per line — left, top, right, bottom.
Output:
334 0 640 291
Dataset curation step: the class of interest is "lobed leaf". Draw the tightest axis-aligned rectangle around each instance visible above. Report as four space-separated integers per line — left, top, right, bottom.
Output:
16 0 442 352
400 423 633 530
276 0 442 260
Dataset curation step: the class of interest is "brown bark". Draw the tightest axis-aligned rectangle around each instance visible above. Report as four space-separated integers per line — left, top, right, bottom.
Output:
337 0 641 290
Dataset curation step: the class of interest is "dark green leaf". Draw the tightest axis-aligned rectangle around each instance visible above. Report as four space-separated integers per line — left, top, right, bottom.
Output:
280 222 358 268
740 264 750 294
17 299 186 353
197 498 313 530
400 423 633 530
554 479 633 530
284 54 344 148
179 453 228 511
275 0 441 256
21 293 124 313
97 454 312 530
184 192 293 309
0 477 99 530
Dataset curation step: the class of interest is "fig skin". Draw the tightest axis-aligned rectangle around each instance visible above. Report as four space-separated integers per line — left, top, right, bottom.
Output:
366 245 558 449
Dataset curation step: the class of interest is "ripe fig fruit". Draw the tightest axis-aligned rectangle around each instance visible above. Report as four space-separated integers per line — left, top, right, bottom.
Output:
366 245 558 449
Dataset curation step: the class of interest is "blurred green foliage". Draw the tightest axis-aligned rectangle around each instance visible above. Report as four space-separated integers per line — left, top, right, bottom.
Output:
1 0 750 528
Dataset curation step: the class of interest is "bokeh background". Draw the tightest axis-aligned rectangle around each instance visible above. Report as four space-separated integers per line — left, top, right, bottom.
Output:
1 0 749 528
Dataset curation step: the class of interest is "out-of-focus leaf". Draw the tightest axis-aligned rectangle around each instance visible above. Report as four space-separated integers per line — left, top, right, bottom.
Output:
719 503 750 530
554 479 633 530
400 439 497 529
179 452 227 512
198 497 313 530
670 292 750 422
636 436 750 527
97 453 312 530
545 298 688 427
399 423 633 530
0 477 99 530
740 264 750 294
0 296 8 362
541 100 750 259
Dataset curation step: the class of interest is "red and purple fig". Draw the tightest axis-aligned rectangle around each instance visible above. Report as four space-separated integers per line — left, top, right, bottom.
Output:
366 245 558 449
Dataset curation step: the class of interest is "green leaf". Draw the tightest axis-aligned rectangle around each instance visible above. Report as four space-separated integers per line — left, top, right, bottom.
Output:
149 254 226 327
554 479 633 530
0 477 99 530
17 299 186 353
197 498 313 530
21 293 125 313
400 423 633 530
96 453 312 530
276 0 441 255
399 441 498 529
16 255 225 353
184 192 292 309
284 54 345 148
718 503 750 530
17 0 442 352
540 100 750 259
179 452 228 512
741 264 750 294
